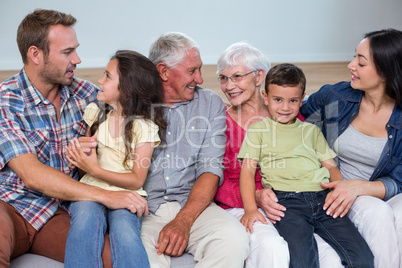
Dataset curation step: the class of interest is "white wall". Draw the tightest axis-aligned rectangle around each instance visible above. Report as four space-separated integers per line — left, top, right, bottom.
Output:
1 0 401 70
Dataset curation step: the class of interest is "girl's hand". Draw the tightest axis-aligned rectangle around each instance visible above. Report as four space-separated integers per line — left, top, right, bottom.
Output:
321 179 364 218
240 209 267 234
65 138 98 174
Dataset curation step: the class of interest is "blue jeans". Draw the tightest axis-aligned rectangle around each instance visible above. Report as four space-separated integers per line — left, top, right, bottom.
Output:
274 190 374 268
65 201 149 268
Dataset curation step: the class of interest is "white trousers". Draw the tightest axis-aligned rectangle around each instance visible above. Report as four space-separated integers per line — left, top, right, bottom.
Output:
317 193 402 268
141 202 249 268
226 207 290 268
227 207 347 268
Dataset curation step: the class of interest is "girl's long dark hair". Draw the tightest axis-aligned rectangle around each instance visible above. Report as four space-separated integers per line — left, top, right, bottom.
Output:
91 50 167 169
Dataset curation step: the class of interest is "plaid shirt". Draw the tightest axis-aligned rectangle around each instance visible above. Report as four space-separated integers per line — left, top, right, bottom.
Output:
0 69 98 230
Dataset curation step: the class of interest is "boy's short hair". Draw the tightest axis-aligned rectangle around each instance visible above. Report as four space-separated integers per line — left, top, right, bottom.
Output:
264 63 306 95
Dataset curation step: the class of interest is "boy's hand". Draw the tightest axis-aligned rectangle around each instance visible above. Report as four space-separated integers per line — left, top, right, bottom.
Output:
240 210 267 234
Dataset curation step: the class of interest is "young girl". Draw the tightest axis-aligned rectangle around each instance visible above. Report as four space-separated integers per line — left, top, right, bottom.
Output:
64 50 166 268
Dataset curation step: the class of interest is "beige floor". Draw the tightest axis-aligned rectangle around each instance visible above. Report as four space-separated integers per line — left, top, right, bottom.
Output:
0 62 351 101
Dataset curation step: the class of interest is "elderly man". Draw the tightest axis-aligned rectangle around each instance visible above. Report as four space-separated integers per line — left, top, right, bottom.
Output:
141 32 249 267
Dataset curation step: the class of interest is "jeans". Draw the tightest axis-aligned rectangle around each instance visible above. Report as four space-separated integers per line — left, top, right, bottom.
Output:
274 190 374 268
65 201 149 268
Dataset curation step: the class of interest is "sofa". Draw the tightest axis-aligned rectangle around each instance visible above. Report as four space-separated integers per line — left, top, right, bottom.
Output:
10 252 196 267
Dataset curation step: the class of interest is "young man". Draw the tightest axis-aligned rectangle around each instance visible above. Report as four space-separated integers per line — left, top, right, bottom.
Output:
0 9 146 266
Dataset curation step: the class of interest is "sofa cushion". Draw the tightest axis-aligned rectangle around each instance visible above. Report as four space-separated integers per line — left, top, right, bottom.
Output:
10 253 63 268
11 252 195 267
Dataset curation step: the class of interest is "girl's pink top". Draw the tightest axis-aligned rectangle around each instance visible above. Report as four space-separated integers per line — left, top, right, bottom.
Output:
214 110 305 209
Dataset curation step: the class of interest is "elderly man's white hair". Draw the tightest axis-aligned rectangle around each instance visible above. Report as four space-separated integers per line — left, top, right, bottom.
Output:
149 32 200 68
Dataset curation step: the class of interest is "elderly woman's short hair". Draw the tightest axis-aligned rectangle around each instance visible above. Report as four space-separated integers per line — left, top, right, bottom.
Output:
217 42 270 74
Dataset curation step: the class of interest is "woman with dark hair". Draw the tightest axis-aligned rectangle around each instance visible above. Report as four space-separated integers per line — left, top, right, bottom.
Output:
297 29 402 267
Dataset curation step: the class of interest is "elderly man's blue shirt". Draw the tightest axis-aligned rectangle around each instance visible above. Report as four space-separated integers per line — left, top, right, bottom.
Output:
144 86 226 213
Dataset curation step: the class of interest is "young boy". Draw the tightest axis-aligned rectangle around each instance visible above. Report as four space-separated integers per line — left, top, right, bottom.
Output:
238 63 374 268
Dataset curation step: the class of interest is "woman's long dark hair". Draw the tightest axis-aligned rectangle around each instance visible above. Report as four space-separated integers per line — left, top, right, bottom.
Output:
365 28 402 109
91 50 167 169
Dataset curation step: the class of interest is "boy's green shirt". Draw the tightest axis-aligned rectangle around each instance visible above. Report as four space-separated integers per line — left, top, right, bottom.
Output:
238 117 336 192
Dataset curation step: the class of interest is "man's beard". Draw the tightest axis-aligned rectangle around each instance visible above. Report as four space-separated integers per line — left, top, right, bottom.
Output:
39 58 73 86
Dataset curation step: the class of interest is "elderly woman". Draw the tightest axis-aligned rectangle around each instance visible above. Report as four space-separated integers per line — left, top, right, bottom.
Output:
214 42 295 267
214 42 346 267
259 29 402 267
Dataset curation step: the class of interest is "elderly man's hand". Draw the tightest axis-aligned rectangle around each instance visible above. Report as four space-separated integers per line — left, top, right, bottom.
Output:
155 217 191 257
255 188 286 224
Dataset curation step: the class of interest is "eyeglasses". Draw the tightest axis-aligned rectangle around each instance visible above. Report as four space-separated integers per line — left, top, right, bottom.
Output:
218 71 255 84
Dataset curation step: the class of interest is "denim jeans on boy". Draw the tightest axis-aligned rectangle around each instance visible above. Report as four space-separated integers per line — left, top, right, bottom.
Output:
65 201 149 268
274 189 374 268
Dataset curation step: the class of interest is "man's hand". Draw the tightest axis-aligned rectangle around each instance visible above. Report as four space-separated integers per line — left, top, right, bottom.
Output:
155 216 191 257
255 188 286 224
153 173 218 257
8 153 149 217
102 190 149 217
